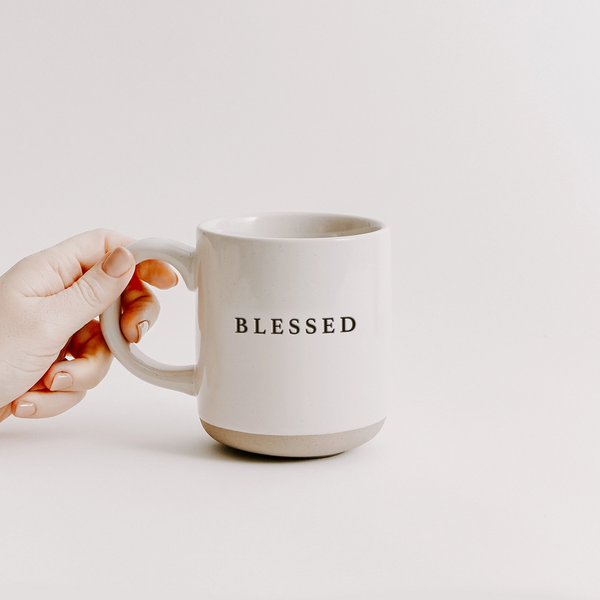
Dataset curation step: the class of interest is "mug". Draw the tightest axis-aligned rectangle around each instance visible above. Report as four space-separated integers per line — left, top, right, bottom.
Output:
100 212 392 457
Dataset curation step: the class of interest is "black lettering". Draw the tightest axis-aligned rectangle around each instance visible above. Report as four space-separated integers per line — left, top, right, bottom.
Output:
341 316 356 333
239 316 356 335
323 317 335 333
254 318 266 334
235 317 248 333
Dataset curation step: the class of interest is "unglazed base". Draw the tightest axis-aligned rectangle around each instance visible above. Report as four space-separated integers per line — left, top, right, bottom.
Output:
201 418 386 458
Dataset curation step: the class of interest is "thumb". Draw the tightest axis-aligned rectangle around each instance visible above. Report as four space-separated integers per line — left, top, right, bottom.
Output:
52 247 135 333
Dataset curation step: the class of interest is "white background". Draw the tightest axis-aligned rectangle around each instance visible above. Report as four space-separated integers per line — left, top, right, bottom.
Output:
1 2 600 599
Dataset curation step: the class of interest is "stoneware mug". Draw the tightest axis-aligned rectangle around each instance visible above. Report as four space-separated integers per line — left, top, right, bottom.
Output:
100 212 392 457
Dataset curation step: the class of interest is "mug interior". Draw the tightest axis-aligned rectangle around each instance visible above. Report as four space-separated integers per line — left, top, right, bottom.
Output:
200 213 383 239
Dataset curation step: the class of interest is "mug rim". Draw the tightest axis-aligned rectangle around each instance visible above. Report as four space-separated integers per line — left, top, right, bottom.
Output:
197 211 387 241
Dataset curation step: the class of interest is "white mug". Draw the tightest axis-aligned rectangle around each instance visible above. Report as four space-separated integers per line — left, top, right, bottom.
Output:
100 212 392 457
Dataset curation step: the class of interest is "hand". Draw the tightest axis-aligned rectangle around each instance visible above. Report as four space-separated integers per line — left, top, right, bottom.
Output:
0 229 178 422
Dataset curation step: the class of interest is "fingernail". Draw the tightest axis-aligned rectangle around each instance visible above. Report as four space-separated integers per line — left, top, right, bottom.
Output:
50 371 74 391
15 401 36 418
137 320 149 342
102 247 134 278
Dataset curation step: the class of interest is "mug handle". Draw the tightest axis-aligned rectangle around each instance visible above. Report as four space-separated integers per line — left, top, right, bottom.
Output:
99 238 197 396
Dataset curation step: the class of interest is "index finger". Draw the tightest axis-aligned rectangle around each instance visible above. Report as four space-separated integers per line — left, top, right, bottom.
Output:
135 260 179 289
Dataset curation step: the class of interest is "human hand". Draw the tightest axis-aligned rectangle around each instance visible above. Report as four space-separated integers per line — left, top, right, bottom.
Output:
0 229 178 422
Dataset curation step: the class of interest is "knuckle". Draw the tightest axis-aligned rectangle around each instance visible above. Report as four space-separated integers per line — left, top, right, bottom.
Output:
74 276 104 310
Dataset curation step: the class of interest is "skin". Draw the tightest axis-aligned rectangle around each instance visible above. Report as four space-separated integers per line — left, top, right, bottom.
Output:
0 229 178 423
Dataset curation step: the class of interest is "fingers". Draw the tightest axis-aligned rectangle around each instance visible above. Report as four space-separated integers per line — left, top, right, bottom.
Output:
11 390 86 419
119 261 179 343
0 404 11 423
46 231 175 341
13 229 137 297
12 320 111 419
49 229 136 274
56 251 177 343
50 246 136 336
136 260 178 290
119 273 160 343
42 320 113 392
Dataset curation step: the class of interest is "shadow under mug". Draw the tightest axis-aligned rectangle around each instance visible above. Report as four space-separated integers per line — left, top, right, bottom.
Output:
100 212 392 457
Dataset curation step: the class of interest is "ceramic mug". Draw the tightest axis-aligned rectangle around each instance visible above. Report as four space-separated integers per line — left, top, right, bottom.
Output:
100 212 392 457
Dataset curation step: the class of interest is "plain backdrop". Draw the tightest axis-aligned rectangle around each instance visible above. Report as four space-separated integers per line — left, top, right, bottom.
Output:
1 2 600 599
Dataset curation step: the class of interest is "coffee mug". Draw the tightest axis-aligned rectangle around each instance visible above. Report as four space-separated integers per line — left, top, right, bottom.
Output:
100 212 392 457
